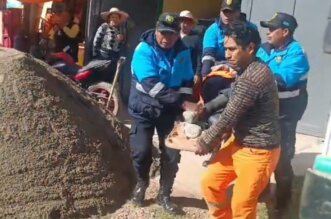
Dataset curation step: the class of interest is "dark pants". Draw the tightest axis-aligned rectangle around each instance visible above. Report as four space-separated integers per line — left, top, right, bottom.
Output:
130 112 180 193
96 51 120 83
274 119 297 204
275 90 308 207
68 43 79 62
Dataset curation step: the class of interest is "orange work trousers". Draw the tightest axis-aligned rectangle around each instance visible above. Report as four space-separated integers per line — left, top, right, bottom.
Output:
201 135 280 219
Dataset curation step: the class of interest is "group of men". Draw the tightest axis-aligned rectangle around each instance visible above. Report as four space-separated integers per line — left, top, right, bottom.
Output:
127 0 310 218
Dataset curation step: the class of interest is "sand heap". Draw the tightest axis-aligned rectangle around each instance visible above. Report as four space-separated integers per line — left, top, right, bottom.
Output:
0 48 135 218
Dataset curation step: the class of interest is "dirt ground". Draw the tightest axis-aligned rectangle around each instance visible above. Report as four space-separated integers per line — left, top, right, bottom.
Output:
105 178 303 219
0 48 135 218
106 178 209 219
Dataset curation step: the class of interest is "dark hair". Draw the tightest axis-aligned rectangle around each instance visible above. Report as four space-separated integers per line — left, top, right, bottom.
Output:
224 20 261 53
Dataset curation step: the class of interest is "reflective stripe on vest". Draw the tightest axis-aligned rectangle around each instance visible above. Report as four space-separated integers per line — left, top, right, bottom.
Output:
179 87 193 95
202 55 216 62
149 82 165 98
278 89 300 99
135 81 190 96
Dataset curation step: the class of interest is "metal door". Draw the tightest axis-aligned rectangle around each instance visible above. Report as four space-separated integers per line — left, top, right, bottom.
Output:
294 0 331 136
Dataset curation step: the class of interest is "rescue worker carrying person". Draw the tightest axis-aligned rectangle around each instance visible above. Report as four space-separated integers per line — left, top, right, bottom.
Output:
128 13 194 213
257 12 310 215
194 21 281 219
200 0 256 78
198 0 256 108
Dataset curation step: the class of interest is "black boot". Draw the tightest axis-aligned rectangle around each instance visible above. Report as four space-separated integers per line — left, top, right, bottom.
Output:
132 179 149 207
157 144 180 213
157 163 178 214
157 186 177 214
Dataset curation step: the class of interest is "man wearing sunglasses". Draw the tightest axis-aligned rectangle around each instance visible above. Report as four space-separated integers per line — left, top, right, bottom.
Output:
128 13 194 213
257 12 310 215
198 0 257 116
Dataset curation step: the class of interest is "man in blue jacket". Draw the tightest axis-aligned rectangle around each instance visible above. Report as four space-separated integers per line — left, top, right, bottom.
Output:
257 12 310 213
128 13 194 213
201 0 256 77
199 0 256 103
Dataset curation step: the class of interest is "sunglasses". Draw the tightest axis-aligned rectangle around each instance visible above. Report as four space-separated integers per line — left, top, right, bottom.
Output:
159 30 178 35
268 27 280 32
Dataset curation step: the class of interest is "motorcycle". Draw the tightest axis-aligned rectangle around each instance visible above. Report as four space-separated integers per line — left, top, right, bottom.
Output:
46 51 125 116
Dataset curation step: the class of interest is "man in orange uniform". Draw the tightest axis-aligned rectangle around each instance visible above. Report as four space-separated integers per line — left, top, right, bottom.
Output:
195 21 281 219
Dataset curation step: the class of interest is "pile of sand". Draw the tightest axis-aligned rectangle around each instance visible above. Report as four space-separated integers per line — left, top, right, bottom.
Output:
0 48 135 218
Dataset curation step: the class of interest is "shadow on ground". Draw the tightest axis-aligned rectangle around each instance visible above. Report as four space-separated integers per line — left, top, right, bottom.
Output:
173 197 208 209
143 196 207 215
259 152 319 219
263 176 305 219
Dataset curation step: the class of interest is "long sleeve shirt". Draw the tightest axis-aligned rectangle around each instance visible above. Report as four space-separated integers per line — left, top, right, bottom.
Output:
93 23 121 57
198 59 281 149
62 24 80 38
257 40 310 90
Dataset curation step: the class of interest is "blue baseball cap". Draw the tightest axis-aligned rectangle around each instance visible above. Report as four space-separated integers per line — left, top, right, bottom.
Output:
260 12 298 32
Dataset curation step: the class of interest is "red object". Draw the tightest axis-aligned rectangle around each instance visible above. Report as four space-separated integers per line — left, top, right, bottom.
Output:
0 0 6 11
52 52 76 66
3 8 23 48
50 52 93 81
73 70 92 81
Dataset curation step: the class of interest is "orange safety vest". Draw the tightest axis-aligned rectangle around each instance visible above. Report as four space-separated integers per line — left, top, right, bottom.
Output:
193 70 235 102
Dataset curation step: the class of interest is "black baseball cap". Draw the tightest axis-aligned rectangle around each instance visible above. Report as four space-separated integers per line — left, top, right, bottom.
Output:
260 12 298 32
156 13 180 33
221 0 242 11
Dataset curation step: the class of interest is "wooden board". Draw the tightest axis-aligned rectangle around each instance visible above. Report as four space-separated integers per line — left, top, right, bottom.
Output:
165 122 198 152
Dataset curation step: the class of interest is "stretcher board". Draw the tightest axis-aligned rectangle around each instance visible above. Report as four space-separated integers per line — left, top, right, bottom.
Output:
165 122 198 152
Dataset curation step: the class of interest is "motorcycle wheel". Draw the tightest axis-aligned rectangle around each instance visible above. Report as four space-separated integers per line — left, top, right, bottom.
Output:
87 82 121 116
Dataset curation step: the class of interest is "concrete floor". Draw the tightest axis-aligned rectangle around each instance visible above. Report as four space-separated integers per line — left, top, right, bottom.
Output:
172 134 324 199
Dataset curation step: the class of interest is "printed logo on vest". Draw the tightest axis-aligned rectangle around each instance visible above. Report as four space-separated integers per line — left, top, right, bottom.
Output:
276 56 282 63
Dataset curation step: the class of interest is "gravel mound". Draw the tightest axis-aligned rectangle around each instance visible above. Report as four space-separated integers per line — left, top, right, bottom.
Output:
0 48 135 218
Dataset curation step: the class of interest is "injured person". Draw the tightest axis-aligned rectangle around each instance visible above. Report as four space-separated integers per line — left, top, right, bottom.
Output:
165 63 236 154
197 63 237 126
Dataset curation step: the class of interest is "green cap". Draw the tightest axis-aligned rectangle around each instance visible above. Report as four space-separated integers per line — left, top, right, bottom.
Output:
221 0 242 11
